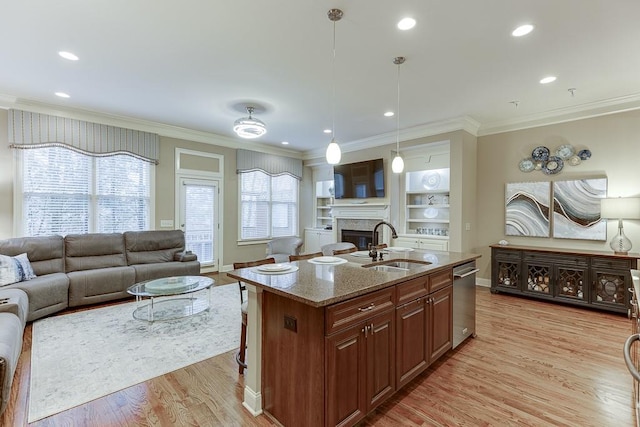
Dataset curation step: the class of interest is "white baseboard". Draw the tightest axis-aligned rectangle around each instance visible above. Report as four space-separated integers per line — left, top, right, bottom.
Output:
243 386 263 416
476 278 491 288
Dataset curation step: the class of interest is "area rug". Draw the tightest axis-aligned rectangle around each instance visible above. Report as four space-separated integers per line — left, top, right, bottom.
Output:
28 283 240 422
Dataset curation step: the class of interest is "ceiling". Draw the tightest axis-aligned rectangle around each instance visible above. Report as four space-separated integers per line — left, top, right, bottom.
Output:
2 0 640 158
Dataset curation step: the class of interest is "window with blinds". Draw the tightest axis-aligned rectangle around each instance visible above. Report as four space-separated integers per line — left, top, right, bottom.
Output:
240 170 298 240
20 146 151 236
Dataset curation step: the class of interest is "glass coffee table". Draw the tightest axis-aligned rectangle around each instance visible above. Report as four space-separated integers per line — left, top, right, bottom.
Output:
127 276 214 322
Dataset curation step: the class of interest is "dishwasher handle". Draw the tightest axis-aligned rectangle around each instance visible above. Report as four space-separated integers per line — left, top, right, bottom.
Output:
453 268 480 279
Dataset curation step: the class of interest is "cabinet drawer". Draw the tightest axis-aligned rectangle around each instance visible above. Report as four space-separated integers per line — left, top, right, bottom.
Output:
325 287 395 335
429 269 453 293
396 276 429 306
591 257 633 270
492 248 521 261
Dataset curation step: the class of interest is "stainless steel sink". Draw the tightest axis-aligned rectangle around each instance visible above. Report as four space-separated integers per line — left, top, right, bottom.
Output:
367 265 410 272
363 259 431 272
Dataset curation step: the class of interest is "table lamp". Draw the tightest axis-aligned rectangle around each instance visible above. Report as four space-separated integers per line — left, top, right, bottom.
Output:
600 197 640 255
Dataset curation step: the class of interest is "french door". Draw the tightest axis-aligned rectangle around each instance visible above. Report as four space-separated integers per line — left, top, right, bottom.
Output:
178 178 219 271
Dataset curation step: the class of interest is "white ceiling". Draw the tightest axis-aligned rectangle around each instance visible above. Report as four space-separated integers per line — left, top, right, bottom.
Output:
2 0 640 158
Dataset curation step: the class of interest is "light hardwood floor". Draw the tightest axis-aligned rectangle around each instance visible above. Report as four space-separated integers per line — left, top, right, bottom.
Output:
2 277 635 427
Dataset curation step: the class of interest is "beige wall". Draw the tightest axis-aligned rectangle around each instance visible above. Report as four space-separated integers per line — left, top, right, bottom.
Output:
475 109 640 281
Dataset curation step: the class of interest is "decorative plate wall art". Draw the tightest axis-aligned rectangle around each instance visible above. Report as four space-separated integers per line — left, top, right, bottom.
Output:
505 181 551 237
518 144 591 174
552 178 607 240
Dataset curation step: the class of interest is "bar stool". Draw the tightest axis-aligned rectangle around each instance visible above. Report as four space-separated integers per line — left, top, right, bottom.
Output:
232 258 275 374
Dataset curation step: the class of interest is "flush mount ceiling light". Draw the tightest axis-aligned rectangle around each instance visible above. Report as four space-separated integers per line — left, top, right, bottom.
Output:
398 17 416 30
58 51 79 61
55 92 70 98
391 56 406 174
233 106 267 139
326 8 343 165
540 76 557 84
512 24 534 37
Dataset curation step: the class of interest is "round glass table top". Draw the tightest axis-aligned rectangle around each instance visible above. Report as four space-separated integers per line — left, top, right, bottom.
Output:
127 275 214 297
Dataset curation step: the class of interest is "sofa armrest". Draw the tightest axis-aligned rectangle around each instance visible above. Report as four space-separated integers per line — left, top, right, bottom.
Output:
174 251 197 262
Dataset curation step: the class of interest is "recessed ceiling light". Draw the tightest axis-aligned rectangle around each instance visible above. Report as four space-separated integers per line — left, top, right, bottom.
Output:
58 51 79 61
281 141 289 145
384 111 394 117
397 17 416 31
323 129 332 134
512 24 534 37
55 92 70 98
540 76 557 84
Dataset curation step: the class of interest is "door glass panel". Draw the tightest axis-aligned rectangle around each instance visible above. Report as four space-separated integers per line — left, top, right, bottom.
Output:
183 182 216 265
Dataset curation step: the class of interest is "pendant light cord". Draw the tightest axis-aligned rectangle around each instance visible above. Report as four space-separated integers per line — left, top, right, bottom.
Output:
332 19 337 139
396 62 401 152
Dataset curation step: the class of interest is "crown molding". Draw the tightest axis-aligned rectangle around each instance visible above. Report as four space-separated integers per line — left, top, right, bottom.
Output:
478 92 640 136
0 95 303 159
303 116 480 161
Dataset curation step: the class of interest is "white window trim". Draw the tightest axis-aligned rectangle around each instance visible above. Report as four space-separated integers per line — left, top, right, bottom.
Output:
237 171 300 244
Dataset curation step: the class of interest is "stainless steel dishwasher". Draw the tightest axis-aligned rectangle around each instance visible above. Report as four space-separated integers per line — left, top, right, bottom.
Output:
453 261 479 348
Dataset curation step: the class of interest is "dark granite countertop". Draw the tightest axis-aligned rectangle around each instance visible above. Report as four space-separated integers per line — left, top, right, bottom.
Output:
227 249 481 308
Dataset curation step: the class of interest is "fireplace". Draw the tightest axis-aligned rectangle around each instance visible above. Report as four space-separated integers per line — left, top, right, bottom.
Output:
341 229 379 250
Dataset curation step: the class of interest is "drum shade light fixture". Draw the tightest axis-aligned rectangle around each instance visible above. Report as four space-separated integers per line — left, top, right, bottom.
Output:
391 56 405 174
325 8 343 165
600 196 640 255
233 106 267 139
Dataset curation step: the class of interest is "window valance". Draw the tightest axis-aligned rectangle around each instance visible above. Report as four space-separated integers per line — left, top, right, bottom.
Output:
236 149 302 180
8 109 160 164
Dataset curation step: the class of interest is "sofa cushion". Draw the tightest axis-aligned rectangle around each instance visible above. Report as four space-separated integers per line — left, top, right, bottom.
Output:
67 266 135 307
124 230 186 265
0 253 36 286
6 273 69 322
65 233 127 272
0 235 64 276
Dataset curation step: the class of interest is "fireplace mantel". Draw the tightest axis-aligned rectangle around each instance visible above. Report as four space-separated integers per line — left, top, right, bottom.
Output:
329 204 389 220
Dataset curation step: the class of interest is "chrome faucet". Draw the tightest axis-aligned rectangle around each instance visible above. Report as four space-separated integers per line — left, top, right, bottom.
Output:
369 221 398 261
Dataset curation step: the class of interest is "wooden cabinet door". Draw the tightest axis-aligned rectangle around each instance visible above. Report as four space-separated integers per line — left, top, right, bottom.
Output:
326 325 367 427
396 297 428 388
365 310 395 411
491 247 521 292
428 286 453 363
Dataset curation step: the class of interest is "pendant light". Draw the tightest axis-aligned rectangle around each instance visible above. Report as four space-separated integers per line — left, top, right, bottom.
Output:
325 8 343 165
391 56 405 173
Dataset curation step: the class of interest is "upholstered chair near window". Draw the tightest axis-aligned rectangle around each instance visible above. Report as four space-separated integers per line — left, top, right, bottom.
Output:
266 237 303 263
321 242 357 256
232 258 275 374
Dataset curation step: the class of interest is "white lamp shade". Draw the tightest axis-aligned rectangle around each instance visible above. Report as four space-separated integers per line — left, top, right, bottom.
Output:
326 139 341 165
601 197 640 219
391 154 404 173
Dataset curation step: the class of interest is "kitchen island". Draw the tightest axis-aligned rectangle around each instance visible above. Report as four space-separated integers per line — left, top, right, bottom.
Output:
227 249 480 427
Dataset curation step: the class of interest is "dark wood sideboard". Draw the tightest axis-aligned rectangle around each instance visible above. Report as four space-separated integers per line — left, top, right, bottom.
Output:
491 244 640 314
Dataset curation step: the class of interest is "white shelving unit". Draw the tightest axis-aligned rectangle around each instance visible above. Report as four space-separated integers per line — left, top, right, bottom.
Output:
401 168 450 249
315 180 334 229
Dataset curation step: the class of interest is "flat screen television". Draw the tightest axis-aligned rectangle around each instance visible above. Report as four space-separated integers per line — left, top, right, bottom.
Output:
333 158 385 199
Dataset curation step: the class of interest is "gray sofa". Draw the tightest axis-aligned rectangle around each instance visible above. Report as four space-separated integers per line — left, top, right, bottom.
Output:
0 229 199 416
